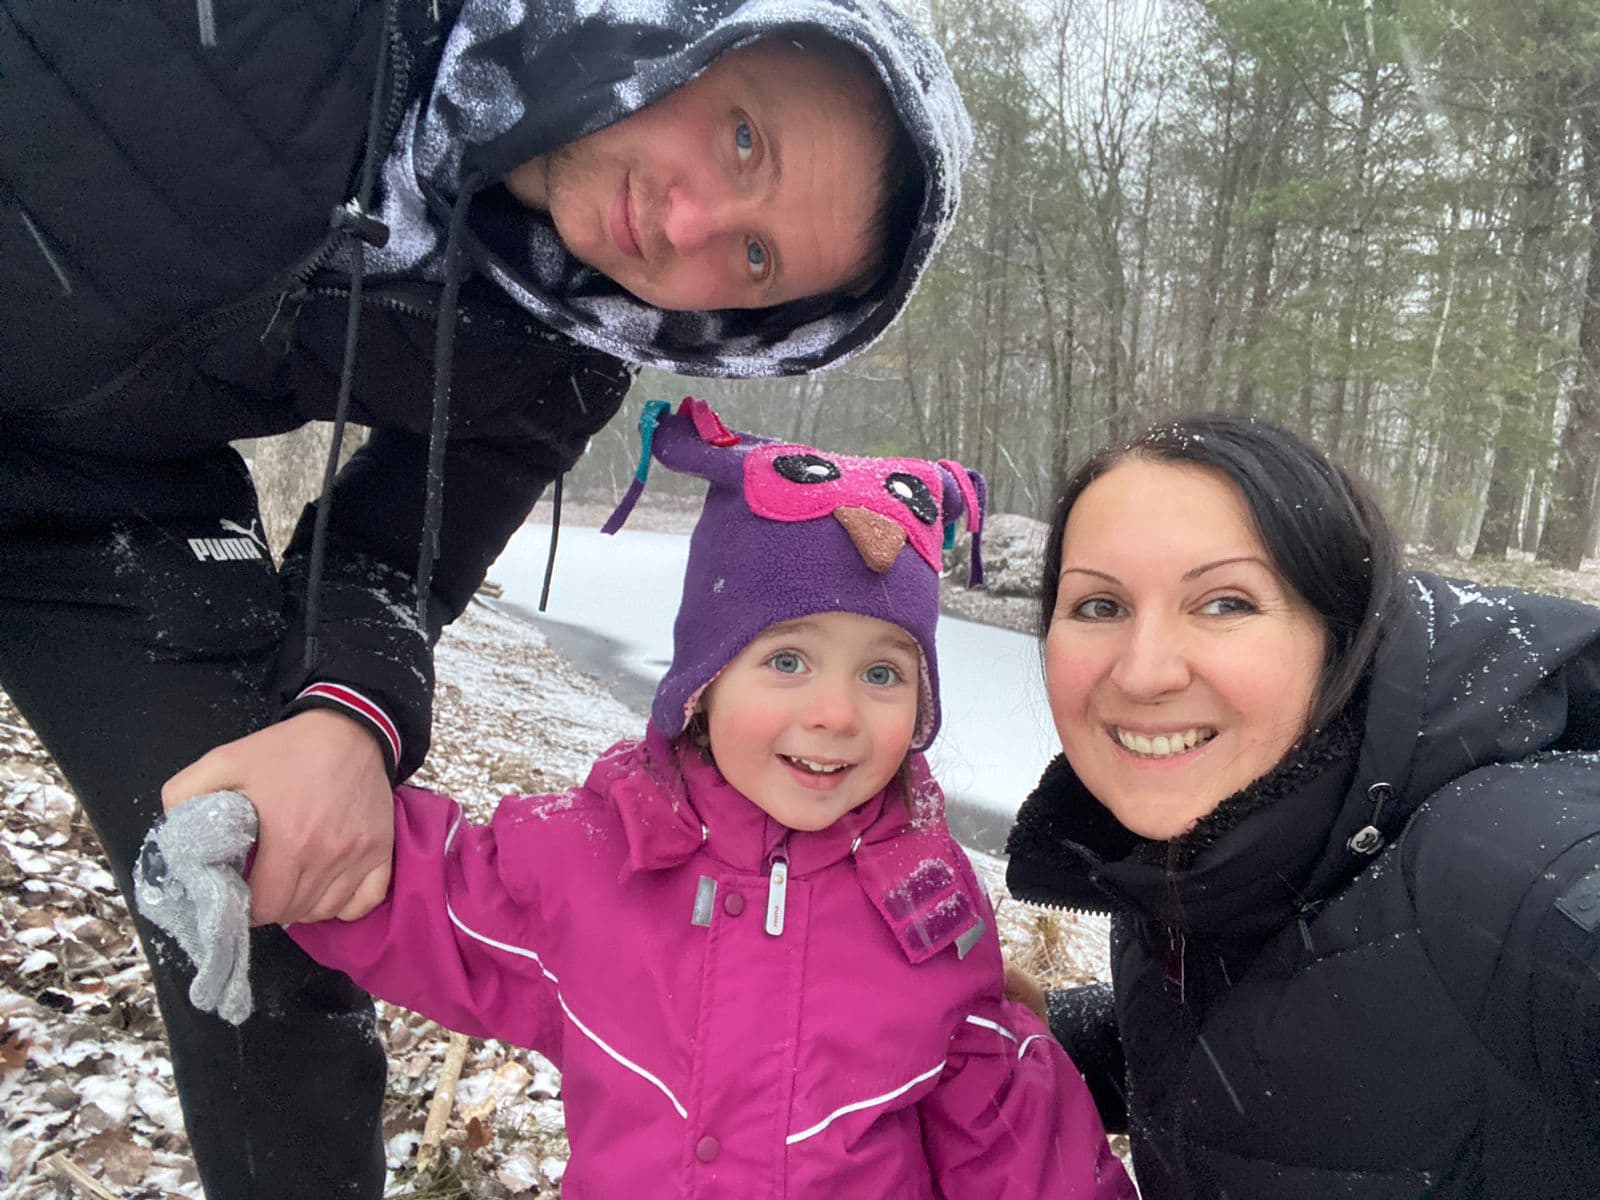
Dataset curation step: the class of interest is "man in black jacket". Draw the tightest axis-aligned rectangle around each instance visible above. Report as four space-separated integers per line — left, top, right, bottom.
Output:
0 1 969 1194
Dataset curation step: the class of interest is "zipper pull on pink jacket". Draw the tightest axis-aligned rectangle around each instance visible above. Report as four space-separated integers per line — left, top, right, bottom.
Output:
765 853 789 935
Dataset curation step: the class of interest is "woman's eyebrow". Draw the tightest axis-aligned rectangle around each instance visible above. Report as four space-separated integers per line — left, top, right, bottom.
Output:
1059 566 1121 585
1060 557 1273 586
1181 556 1274 581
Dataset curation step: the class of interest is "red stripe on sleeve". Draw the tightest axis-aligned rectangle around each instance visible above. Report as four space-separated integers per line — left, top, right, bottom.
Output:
296 682 402 766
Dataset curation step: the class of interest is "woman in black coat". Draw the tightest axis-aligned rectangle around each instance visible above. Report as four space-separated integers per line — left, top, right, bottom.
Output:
1006 414 1600 1199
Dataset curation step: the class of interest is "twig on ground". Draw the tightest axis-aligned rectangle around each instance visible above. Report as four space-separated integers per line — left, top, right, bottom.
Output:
41 1153 119 1200
417 1029 473 1173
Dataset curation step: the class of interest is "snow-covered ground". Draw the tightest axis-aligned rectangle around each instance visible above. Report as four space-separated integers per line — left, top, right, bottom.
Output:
494 521 1062 821
1 595 1110 1199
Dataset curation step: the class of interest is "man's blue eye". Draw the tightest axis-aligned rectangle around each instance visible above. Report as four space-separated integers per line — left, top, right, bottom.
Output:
735 120 755 162
746 240 768 280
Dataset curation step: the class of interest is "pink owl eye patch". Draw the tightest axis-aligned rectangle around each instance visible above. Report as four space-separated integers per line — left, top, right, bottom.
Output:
744 445 948 571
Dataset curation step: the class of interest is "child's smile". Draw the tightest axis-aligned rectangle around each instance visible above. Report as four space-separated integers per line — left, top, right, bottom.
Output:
701 612 921 831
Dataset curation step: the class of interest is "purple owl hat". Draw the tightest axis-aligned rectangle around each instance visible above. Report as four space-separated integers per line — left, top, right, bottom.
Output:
602 398 986 750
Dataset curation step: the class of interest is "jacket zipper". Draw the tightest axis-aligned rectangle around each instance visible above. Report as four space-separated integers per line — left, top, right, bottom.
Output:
765 849 789 937
260 280 442 356
1009 895 1115 920
24 0 418 420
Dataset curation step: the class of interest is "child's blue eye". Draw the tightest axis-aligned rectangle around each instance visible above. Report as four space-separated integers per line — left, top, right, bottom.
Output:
863 664 901 686
768 651 804 675
735 119 755 162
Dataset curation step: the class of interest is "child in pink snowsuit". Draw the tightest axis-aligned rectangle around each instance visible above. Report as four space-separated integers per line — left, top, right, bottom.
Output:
289 399 1134 1198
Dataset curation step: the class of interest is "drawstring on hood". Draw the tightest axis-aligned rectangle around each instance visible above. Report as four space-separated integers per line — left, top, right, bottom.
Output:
539 474 563 612
304 0 400 668
414 172 486 626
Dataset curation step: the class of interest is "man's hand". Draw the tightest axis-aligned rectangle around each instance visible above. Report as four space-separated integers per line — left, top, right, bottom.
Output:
162 710 394 926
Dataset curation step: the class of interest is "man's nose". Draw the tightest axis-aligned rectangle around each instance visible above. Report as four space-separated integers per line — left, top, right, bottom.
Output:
660 182 748 253
1108 613 1191 699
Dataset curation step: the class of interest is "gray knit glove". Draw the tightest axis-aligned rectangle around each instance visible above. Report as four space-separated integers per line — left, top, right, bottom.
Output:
134 790 260 1026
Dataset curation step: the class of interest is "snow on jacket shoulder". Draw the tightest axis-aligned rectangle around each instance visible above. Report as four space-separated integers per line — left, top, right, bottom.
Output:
291 728 1131 1199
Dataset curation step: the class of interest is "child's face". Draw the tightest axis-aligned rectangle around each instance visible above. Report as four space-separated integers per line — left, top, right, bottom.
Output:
700 612 921 832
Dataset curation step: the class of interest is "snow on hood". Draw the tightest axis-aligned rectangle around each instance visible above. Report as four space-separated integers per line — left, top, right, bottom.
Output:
1356 571 1600 816
362 0 971 378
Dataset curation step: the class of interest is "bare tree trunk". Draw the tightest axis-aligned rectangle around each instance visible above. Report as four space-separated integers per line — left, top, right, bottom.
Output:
1235 87 1291 415
1327 3 1380 460
898 313 936 460
1126 114 1160 411
1476 44 1567 560
1540 76 1600 567
1190 56 1242 407
247 424 368 562
1423 435 1465 554
1589 467 1600 559
1029 223 1074 493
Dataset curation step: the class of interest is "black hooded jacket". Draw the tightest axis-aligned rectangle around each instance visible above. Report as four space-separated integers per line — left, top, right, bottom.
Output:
0 0 968 778
1007 573 1600 1199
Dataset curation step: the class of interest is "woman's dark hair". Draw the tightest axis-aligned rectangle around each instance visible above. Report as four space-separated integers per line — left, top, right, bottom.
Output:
1038 413 1400 733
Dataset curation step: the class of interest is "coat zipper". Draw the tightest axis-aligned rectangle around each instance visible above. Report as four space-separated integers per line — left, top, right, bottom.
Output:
765 850 789 937
22 0 418 420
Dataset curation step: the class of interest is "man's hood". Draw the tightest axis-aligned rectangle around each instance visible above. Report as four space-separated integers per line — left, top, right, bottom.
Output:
365 0 970 378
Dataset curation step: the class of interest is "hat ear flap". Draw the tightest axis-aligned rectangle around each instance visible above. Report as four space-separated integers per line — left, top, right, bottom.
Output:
649 398 751 484
603 398 751 534
937 461 987 587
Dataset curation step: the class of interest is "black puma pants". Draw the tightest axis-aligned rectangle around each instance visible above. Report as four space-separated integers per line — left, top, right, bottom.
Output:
0 439 386 1199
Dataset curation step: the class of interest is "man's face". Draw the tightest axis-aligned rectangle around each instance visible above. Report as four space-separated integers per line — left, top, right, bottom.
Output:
506 40 889 311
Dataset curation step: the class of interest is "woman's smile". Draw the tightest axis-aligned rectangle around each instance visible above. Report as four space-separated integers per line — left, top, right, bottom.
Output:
1109 724 1218 760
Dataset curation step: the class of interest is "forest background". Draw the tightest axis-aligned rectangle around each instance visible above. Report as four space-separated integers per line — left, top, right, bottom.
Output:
15 2 1600 1195
259 0 1600 566
560 0 1600 568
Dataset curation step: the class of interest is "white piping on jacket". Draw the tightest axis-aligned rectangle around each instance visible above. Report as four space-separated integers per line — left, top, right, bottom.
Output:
965 1013 1017 1042
783 1012 1046 1147
439 815 690 1120
785 1061 947 1146
965 1012 1049 1062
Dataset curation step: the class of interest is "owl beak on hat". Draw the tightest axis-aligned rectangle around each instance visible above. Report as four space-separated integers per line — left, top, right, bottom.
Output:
834 508 908 574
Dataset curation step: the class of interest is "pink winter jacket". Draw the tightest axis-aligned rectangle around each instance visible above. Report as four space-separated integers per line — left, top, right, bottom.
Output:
291 728 1133 1199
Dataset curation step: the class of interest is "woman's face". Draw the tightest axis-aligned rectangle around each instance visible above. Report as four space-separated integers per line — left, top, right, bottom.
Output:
1044 460 1329 840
